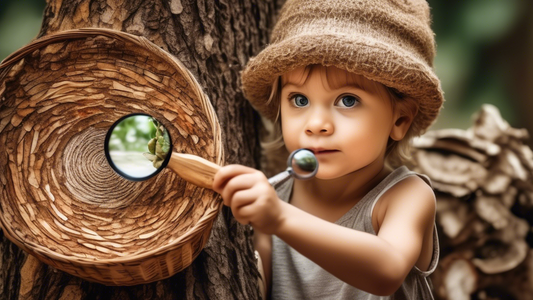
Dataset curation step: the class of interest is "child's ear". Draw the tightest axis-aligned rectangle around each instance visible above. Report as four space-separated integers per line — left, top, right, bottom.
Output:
390 114 413 141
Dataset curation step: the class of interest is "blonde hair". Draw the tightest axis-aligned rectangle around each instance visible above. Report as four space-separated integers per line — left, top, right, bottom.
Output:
262 65 419 168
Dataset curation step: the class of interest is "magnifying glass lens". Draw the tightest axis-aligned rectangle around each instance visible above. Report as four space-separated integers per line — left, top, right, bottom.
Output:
288 149 318 180
105 114 171 181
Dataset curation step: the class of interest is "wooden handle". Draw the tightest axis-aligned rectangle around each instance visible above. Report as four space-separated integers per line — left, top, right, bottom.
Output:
167 152 221 189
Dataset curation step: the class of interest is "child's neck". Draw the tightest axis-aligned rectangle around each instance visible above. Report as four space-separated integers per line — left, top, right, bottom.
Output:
290 161 391 223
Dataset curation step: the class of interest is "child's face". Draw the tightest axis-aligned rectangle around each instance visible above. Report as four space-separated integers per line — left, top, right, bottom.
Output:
280 66 397 179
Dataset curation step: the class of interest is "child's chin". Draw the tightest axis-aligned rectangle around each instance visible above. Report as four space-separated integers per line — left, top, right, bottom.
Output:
314 170 343 180
314 167 360 180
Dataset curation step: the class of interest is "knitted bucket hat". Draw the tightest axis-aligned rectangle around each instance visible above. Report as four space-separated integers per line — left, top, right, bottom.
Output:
241 0 444 136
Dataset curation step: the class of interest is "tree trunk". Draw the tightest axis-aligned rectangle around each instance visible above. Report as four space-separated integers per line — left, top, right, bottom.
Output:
0 0 282 299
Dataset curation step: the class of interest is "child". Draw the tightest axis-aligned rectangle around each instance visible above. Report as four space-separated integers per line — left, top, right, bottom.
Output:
213 0 443 298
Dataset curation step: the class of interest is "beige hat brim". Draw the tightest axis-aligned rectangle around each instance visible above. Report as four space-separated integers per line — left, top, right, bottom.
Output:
241 33 444 135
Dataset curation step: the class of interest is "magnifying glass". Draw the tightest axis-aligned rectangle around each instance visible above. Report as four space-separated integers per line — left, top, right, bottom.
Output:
104 114 318 188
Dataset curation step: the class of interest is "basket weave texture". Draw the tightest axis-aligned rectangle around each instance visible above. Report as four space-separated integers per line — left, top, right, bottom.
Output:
0 28 224 286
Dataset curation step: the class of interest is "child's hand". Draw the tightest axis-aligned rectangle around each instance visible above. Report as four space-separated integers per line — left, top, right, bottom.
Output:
213 165 285 234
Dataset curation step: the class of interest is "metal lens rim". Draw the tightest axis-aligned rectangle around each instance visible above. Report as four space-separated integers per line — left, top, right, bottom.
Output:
104 113 172 182
286 148 318 180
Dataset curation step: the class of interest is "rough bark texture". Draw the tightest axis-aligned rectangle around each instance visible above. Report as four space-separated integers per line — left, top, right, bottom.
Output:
0 0 282 299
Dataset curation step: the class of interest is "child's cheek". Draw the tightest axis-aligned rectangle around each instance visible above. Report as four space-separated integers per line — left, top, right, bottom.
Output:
282 130 300 153
280 117 302 152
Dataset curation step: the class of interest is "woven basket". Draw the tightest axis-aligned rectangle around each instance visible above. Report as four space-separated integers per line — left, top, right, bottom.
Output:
0 28 224 286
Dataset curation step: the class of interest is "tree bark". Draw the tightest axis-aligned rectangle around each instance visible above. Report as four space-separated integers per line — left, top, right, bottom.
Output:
0 0 282 299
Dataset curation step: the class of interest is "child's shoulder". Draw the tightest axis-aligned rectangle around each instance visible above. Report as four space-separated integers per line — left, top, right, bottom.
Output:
374 166 434 204
382 170 435 207
386 174 435 203
373 170 436 231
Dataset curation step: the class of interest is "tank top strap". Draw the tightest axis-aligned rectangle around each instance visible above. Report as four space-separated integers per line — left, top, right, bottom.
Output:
363 166 438 278
368 166 432 223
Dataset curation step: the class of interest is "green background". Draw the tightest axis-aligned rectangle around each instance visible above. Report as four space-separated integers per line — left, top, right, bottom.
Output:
1 0 533 145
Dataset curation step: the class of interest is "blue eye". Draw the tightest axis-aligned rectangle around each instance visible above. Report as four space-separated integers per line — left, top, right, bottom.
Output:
291 95 309 107
337 95 359 108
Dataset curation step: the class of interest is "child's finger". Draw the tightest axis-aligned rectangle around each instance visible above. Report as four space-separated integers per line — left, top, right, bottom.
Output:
230 189 258 224
231 183 277 228
231 188 259 210
212 164 256 193
220 173 257 206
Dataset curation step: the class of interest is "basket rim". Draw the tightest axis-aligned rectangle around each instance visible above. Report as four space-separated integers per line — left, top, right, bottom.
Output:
0 27 225 265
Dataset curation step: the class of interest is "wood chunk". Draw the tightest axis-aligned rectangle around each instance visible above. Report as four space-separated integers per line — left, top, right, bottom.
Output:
443 259 478 300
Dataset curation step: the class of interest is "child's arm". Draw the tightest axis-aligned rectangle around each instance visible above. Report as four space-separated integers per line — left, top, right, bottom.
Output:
213 165 436 296
273 176 435 296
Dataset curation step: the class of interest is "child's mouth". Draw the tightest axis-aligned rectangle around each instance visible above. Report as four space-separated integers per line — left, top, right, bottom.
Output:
310 148 339 155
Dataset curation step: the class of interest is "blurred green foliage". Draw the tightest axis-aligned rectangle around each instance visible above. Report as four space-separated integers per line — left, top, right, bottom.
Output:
1 0 532 139
428 0 531 133
0 0 45 61
109 115 159 152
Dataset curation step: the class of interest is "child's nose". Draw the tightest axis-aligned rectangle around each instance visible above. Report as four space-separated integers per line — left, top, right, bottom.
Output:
305 109 334 136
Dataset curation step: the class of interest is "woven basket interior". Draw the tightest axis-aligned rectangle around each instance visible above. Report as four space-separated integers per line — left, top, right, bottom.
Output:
0 30 223 267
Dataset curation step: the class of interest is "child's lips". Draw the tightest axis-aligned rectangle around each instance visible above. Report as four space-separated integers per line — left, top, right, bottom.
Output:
309 148 339 155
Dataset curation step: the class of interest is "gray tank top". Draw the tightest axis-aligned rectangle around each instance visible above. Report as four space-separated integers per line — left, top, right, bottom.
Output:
269 166 439 300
